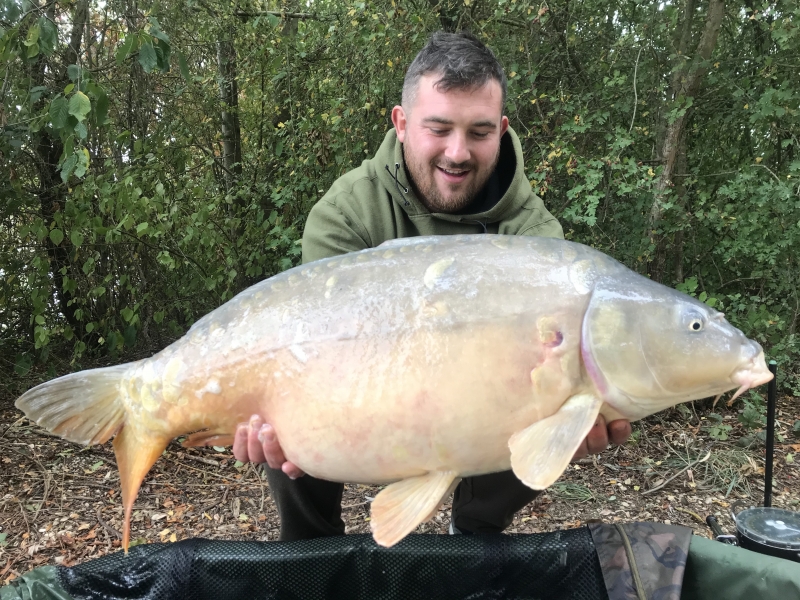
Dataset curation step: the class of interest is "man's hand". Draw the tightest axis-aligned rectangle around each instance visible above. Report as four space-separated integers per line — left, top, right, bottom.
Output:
233 413 632 476
572 415 631 461
232 415 305 479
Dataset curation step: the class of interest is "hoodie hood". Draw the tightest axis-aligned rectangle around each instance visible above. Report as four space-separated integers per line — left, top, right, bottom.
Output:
374 127 531 226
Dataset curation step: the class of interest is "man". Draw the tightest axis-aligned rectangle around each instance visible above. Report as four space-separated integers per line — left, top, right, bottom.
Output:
233 31 631 540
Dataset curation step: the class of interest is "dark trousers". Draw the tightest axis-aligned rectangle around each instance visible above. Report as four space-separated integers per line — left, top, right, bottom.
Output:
265 468 541 541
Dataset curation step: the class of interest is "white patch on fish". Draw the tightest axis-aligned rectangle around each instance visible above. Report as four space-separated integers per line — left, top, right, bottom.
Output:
195 379 222 399
290 345 308 364
569 260 593 295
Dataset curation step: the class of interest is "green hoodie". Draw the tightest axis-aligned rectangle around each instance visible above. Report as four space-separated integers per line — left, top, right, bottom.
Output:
301 126 563 264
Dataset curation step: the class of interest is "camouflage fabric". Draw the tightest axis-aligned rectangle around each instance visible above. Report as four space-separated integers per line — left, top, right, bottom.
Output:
589 521 693 600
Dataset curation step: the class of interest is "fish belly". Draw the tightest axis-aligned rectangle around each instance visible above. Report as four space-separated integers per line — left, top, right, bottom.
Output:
264 318 584 484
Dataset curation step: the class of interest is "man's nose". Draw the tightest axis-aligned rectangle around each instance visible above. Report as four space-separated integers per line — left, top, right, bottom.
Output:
444 133 470 164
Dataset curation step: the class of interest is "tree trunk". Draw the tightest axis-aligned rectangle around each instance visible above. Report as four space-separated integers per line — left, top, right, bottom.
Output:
217 27 243 192
31 0 90 332
649 0 725 283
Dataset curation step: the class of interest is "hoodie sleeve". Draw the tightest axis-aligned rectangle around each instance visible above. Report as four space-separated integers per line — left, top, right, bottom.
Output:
301 197 372 264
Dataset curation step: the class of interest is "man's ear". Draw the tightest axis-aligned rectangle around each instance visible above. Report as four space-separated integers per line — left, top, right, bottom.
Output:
500 115 509 138
391 105 407 142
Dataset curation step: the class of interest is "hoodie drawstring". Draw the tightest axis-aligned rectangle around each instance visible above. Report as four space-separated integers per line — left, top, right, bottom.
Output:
459 219 488 233
385 163 410 206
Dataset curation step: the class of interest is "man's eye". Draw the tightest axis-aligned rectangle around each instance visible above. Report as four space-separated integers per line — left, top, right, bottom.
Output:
430 128 448 135
472 131 490 139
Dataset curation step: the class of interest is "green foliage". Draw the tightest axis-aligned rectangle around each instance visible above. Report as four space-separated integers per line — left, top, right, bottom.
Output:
737 392 767 431
1 0 799 394
705 413 732 441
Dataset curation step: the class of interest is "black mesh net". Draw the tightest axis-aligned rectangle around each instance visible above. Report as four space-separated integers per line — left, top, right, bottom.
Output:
56 530 608 600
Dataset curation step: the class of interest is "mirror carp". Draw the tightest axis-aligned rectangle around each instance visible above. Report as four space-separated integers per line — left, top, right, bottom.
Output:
15 235 773 551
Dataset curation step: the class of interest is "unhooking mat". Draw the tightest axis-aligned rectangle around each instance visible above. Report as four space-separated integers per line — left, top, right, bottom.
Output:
3 522 800 600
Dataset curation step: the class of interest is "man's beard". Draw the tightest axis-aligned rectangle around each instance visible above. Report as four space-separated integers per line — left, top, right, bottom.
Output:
403 147 500 213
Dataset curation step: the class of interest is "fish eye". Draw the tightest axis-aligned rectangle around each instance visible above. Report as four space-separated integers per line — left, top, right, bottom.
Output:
688 318 704 332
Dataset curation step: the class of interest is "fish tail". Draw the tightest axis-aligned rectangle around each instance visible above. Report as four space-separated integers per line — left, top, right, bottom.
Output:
113 424 172 553
14 364 132 445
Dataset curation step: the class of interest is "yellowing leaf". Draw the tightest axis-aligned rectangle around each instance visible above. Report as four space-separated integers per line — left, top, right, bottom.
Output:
387 60 393 68
68 91 91 122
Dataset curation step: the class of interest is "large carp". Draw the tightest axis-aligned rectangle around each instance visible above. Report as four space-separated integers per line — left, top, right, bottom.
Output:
16 235 772 551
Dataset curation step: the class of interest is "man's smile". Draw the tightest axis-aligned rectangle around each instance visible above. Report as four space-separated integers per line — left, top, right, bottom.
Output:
437 165 471 183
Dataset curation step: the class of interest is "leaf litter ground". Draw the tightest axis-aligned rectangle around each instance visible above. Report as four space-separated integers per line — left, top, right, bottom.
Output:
1 395 798 584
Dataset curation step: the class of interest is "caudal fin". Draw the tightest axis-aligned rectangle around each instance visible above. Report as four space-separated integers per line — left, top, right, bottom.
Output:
15 364 132 445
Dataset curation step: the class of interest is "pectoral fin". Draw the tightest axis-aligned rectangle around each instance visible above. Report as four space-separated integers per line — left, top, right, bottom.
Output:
370 470 460 547
509 393 603 490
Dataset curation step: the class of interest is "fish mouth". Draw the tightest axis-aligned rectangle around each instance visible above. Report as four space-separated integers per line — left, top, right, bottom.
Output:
727 348 773 404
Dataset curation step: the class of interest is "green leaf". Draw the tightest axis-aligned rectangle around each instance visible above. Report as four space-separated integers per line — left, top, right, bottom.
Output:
95 92 109 125
60 153 78 182
23 23 40 47
29 85 48 103
89 461 104 472
149 18 171 45
49 228 64 245
70 230 84 247
75 121 88 139
153 310 165 324
37 17 57 55
49 97 69 129
178 52 190 80
138 42 158 73
86 322 95 333
35 315 45 325
64 83 74 95
14 354 33 377
67 64 81 82
154 41 171 72
121 307 134 322
116 35 137 65
123 325 137 347
266 13 281 27
74 147 90 178
69 91 91 122
136 222 149 234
